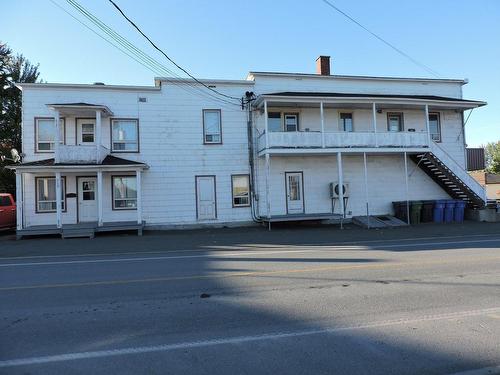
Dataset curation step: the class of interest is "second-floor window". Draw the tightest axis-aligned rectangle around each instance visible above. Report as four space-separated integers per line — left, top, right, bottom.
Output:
387 113 403 132
35 118 65 152
428 113 441 142
111 119 139 152
339 113 353 132
268 112 282 132
203 109 222 144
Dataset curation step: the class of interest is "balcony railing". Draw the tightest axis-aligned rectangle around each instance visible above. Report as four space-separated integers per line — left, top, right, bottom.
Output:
258 131 429 151
58 145 109 164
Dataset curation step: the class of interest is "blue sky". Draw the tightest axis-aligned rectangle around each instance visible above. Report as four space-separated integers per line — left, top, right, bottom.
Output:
2 0 499 146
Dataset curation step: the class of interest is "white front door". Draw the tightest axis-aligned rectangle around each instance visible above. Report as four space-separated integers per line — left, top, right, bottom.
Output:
286 172 304 214
77 119 96 145
196 176 216 220
78 177 98 222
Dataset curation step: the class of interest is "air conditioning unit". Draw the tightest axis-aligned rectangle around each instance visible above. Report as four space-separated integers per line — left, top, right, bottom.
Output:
329 182 349 198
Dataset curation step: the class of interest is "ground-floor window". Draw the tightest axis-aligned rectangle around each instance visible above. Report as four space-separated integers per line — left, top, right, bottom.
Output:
231 174 250 207
36 176 66 212
112 176 137 210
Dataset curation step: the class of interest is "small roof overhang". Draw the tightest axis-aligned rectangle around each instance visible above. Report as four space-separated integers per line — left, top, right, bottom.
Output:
46 102 114 117
253 92 487 111
7 155 148 173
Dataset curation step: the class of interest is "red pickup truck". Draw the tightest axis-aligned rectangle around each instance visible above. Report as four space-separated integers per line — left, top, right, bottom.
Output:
0 193 16 229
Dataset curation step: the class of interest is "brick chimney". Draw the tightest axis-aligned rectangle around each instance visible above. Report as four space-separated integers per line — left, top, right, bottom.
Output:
316 56 331 76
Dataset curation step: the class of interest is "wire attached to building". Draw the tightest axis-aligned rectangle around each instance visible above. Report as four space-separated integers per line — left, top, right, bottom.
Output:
107 0 242 102
320 0 441 78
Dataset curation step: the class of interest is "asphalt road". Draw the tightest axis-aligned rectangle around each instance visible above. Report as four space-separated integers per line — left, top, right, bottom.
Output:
1 223 500 374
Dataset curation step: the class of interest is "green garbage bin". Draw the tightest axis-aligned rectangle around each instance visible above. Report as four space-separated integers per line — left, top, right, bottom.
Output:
410 201 423 224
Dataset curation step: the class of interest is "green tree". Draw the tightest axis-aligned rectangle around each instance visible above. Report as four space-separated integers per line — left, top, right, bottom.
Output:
483 141 500 174
0 41 41 195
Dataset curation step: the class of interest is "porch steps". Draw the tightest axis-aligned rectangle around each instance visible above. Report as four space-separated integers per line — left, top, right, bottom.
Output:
61 228 95 239
352 215 407 229
410 152 485 208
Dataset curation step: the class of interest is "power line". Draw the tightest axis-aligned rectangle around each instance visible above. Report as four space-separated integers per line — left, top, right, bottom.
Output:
64 0 240 108
320 0 441 78
107 0 241 102
52 0 241 109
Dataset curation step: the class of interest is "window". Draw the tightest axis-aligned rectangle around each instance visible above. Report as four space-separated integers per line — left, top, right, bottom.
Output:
35 118 65 152
36 177 66 212
112 119 139 152
429 113 441 142
112 176 137 209
81 122 95 143
268 112 282 132
284 114 299 132
0 196 12 206
340 113 353 132
387 113 403 132
232 175 250 207
203 109 222 144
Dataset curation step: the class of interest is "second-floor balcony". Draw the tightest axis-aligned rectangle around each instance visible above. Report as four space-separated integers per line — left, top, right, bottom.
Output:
259 130 429 151
58 144 110 164
254 91 486 155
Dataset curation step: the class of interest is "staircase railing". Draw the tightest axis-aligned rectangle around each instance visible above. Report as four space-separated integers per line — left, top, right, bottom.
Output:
430 142 486 204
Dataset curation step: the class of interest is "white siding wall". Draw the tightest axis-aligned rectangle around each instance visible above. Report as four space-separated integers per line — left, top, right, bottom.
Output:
257 154 450 218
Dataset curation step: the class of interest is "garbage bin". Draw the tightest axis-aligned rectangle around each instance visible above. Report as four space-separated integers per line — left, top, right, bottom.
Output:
421 200 434 223
392 201 408 222
454 200 466 223
433 200 447 223
444 200 456 223
410 201 423 224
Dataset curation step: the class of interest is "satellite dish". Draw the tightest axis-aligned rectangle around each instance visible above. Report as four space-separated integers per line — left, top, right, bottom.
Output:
10 149 21 163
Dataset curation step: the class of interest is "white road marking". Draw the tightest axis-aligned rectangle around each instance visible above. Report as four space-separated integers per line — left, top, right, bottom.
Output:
1 306 499 368
1 237 500 268
1 232 498 261
447 365 500 375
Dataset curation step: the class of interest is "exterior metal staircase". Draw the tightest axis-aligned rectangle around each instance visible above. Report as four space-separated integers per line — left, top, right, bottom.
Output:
410 143 486 208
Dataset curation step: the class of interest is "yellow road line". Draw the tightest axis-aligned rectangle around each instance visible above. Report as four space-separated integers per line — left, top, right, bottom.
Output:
2 255 500 291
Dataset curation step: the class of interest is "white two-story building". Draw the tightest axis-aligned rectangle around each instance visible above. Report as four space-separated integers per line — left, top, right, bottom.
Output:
10 56 486 238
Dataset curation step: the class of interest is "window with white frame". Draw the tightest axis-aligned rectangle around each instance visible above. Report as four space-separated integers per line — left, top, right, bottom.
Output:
284 113 299 132
111 119 139 152
35 118 65 152
36 177 65 212
428 113 441 142
339 113 353 132
81 122 95 143
387 112 403 132
203 109 222 144
112 176 137 209
232 175 250 207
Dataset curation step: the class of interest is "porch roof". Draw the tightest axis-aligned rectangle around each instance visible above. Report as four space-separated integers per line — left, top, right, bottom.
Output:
47 102 113 117
9 155 148 172
254 92 486 110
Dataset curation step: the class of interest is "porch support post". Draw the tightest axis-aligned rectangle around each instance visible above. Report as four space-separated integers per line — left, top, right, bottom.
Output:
97 170 103 227
55 171 62 229
54 109 61 163
363 152 370 229
424 104 431 146
136 169 142 225
404 152 410 225
15 172 23 230
264 100 269 149
265 153 271 230
372 103 378 147
320 101 325 148
337 152 344 220
95 110 102 162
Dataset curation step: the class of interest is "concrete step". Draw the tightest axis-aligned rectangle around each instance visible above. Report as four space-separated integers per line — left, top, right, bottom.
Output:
62 229 95 239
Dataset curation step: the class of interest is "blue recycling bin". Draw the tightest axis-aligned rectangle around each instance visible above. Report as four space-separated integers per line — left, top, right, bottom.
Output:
444 200 456 223
454 200 466 223
433 200 446 223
